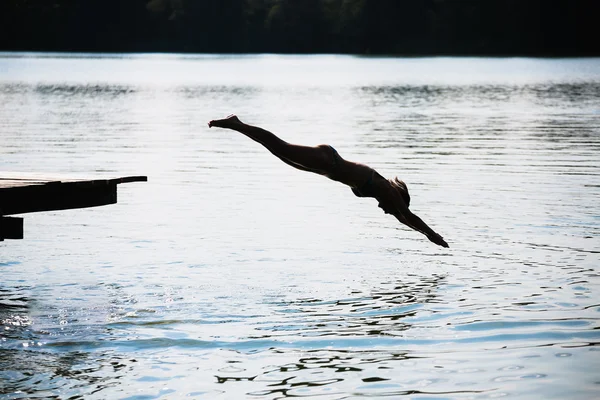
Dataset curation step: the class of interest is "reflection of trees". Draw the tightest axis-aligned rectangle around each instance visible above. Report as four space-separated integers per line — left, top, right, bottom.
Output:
33 84 136 99
216 351 410 395
0 349 131 396
0 286 30 342
0 284 132 397
359 83 600 110
353 82 600 157
0 0 596 55
253 274 445 339
0 287 123 396
214 274 451 397
528 83 600 108
222 349 483 397
0 287 28 311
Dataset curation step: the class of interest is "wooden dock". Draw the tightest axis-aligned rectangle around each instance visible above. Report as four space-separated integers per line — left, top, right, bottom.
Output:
0 173 147 241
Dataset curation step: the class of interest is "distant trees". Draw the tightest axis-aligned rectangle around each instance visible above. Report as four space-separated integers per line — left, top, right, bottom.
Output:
0 0 597 55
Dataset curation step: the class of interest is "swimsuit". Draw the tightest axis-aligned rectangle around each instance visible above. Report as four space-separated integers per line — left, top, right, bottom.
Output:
329 145 379 198
329 145 343 169
351 171 378 198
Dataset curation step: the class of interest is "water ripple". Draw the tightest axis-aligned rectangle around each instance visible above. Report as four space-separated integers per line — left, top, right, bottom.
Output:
2 55 600 399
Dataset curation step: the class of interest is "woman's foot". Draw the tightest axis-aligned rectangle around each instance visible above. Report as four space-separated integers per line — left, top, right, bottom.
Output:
208 115 243 129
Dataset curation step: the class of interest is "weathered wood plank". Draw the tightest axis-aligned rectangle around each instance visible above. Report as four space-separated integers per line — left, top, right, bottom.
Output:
0 173 147 240
0 174 147 216
0 174 147 189
1 181 119 215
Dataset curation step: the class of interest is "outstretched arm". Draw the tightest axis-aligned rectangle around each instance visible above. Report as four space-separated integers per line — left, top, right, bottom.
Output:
394 210 449 248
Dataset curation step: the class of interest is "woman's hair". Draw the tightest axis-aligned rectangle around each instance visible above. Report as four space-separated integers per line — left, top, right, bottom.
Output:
390 177 410 207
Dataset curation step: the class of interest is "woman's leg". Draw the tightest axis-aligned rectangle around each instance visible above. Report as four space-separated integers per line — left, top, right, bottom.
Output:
209 115 334 174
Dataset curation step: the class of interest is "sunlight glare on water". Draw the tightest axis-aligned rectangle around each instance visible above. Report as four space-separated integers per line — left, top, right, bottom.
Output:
1 54 599 399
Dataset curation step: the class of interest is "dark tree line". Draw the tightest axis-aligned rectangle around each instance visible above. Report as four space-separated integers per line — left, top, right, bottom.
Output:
1 0 597 55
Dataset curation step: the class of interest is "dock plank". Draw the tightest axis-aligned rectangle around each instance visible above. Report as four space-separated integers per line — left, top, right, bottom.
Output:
0 173 147 241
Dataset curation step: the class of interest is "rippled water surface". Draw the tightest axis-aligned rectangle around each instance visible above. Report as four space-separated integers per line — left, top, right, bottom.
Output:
1 54 599 399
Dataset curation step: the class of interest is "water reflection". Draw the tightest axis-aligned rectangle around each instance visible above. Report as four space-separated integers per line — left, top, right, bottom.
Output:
0 287 29 312
259 274 444 339
33 83 136 98
357 83 600 110
527 82 600 106
0 281 135 398
174 85 259 99
0 286 31 344
1 55 599 398
0 349 135 398
359 84 517 108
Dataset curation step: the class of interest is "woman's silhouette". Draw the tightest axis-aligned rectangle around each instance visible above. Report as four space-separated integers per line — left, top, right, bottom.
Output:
208 115 449 248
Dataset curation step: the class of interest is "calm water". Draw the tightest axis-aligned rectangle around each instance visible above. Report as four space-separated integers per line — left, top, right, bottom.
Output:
1 54 599 399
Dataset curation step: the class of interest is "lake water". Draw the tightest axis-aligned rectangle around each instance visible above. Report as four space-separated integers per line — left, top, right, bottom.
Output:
1 54 599 399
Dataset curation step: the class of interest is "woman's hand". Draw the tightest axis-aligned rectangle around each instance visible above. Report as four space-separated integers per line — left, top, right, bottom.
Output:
393 208 449 248
427 232 449 248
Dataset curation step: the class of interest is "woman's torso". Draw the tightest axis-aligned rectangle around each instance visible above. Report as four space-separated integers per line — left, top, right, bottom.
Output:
326 146 382 197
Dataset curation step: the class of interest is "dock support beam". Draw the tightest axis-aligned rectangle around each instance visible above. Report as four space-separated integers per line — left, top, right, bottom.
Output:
0 216 24 241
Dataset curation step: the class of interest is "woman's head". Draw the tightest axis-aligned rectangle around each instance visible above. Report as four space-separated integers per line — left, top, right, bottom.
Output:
390 177 410 207
376 177 411 215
